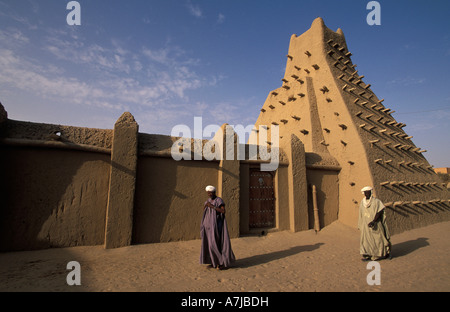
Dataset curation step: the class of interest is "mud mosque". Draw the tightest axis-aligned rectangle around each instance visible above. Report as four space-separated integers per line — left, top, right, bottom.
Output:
0 18 449 252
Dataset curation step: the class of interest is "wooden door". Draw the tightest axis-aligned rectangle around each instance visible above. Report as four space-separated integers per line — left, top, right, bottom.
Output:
249 169 275 229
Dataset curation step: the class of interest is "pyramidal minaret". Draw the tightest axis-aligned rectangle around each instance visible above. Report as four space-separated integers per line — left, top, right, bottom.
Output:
254 17 449 232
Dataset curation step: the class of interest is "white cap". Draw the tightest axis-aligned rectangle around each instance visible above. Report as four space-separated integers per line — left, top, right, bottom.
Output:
361 186 373 194
205 185 216 192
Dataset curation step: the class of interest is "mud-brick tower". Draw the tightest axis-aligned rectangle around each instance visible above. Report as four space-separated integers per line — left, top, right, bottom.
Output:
254 17 450 233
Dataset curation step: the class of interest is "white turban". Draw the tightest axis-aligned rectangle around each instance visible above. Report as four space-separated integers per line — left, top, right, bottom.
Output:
205 185 216 192
361 186 373 194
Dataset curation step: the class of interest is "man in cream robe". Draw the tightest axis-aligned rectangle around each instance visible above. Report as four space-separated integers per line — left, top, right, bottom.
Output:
358 186 392 261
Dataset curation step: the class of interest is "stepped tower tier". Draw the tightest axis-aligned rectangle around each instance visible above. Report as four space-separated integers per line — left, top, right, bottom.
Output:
253 17 450 233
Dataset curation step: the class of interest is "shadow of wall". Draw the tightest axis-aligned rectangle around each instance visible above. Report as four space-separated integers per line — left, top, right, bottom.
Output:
0 146 110 252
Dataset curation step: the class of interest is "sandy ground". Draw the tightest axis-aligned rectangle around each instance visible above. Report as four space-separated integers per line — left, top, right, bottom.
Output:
0 221 449 293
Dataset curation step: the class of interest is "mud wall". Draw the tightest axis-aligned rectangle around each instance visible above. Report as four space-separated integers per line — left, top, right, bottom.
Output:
306 168 339 229
0 106 308 252
133 157 219 244
0 112 113 252
0 146 110 251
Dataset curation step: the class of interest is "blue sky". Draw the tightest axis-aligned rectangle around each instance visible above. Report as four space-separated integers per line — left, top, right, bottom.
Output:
0 0 449 167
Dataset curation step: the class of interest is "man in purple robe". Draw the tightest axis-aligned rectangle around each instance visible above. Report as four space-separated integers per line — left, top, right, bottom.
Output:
200 185 235 269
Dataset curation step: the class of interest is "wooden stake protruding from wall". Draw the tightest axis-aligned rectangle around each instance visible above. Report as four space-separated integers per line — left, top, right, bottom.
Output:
300 129 309 135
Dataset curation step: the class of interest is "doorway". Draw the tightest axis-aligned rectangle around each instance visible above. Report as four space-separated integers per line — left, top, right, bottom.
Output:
249 169 275 229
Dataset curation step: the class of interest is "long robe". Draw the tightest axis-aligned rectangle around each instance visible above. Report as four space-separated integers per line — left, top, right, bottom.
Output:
200 197 235 268
358 196 391 259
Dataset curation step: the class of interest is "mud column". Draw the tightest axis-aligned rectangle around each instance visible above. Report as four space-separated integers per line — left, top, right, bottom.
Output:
286 134 308 232
217 124 240 238
104 112 139 249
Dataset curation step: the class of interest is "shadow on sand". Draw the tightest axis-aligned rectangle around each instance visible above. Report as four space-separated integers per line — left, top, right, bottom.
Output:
392 237 430 258
235 243 324 269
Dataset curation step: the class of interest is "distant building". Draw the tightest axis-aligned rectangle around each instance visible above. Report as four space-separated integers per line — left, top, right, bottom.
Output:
434 168 450 175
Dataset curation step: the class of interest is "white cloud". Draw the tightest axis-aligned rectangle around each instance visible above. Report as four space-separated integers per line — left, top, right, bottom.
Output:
0 3 38 30
387 76 426 86
39 28 210 101
0 19 228 135
0 26 220 126
142 47 171 65
217 13 225 24
0 48 122 109
0 28 30 48
44 37 132 74
186 1 202 18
